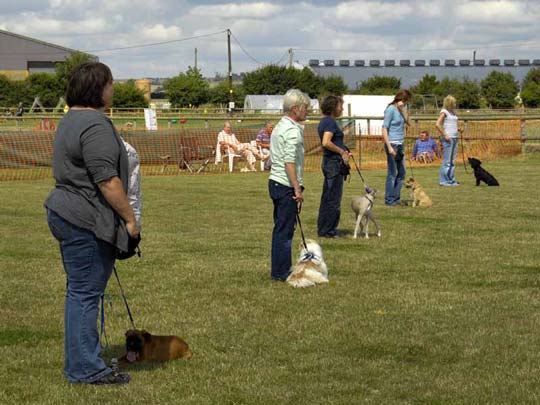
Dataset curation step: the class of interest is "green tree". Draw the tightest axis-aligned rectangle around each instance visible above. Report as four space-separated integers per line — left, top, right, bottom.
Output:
242 66 323 98
0 74 14 107
113 81 148 108
481 71 519 108
320 75 348 96
208 81 245 106
454 78 481 109
164 66 210 107
520 68 540 107
435 77 460 98
355 75 401 95
55 51 95 93
410 74 439 109
24 73 63 107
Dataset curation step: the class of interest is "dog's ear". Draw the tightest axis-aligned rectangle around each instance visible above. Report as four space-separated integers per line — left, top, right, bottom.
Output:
142 330 152 342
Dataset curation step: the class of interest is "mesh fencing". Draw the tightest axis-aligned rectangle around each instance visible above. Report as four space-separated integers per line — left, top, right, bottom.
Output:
0 118 529 181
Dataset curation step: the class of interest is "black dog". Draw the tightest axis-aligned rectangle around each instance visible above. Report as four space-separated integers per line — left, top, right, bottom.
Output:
468 157 499 186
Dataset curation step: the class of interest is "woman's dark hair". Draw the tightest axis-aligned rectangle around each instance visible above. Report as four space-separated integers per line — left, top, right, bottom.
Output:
321 95 343 116
388 89 412 106
65 62 113 108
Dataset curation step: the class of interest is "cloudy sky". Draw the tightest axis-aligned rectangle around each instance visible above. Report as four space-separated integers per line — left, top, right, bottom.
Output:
1 0 539 79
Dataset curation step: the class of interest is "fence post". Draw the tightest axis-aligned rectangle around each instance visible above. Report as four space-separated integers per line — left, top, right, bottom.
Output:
521 119 526 154
367 118 371 136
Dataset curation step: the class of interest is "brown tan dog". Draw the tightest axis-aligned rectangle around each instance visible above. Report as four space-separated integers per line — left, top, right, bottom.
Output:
405 178 433 208
121 329 192 363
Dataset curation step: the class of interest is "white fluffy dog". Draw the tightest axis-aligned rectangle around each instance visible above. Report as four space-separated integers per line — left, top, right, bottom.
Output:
286 239 328 288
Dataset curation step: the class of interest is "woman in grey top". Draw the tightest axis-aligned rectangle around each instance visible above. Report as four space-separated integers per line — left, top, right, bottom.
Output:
45 62 138 385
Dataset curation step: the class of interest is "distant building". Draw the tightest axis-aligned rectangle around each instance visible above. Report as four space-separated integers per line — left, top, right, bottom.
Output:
308 58 540 89
0 29 97 80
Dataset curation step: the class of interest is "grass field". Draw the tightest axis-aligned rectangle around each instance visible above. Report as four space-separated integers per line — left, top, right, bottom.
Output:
1 155 540 403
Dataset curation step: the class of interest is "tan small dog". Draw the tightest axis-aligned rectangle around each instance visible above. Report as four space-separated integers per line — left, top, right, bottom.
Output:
286 239 328 288
121 329 192 363
405 178 433 207
351 187 381 239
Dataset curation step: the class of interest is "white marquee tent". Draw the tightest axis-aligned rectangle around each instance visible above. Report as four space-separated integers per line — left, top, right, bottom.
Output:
342 95 394 135
243 95 320 114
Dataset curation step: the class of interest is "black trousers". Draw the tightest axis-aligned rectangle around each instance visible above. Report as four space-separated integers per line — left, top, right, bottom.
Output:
317 158 344 237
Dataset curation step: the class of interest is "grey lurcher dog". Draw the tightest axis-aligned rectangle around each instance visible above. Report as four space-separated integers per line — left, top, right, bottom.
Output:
351 188 381 239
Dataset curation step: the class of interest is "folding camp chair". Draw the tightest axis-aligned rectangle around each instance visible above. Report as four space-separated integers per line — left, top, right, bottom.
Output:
179 137 213 174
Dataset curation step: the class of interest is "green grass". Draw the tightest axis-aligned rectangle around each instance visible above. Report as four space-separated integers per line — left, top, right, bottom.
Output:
1 155 540 403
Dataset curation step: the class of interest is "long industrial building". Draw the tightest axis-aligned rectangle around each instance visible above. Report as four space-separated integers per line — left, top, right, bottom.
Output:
309 58 540 89
0 29 96 80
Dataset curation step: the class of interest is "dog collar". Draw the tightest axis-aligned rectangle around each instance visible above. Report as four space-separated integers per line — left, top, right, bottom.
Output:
300 251 322 265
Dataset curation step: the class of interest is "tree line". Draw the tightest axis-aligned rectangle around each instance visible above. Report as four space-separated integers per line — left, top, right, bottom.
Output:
1 52 539 110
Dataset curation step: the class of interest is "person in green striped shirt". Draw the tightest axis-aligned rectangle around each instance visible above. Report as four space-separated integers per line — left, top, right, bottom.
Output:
268 89 311 281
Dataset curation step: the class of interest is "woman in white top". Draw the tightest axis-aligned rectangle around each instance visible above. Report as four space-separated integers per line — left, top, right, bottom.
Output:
436 95 461 186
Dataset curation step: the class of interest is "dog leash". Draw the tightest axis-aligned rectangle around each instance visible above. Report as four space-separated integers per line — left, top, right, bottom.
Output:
349 154 369 189
114 265 137 330
296 202 309 252
459 128 470 174
99 266 136 350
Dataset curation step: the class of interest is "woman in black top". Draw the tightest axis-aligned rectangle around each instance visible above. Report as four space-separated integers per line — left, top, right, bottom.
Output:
317 95 351 238
45 63 137 385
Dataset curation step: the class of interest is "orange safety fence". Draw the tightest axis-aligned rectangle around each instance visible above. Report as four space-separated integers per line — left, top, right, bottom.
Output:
0 119 528 181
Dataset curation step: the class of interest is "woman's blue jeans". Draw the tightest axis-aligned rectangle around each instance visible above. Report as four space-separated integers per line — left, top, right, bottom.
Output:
47 209 114 383
439 138 459 185
269 180 297 281
384 144 406 205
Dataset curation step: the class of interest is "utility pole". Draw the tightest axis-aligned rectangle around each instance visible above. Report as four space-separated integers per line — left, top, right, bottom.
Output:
194 48 198 70
473 50 476 63
288 48 293 68
227 29 233 113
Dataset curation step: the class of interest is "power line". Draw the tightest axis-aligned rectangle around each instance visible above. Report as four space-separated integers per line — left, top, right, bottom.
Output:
85 30 228 53
229 31 265 65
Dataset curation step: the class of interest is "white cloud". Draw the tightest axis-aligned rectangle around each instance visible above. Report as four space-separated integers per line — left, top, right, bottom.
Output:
8 13 107 36
190 2 282 19
457 0 536 25
333 1 414 27
1 0 538 78
140 24 182 41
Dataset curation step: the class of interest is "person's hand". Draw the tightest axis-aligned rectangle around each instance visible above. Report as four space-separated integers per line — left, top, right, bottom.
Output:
341 150 351 163
458 127 464 134
293 186 303 203
387 145 396 156
126 220 140 238
444 135 451 142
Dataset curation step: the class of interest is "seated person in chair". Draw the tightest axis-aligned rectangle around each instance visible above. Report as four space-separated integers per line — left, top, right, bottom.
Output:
216 121 264 171
256 122 273 170
411 130 440 163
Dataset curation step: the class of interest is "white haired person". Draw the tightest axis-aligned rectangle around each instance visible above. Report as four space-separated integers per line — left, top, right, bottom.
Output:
216 121 260 171
268 89 310 281
436 95 460 186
